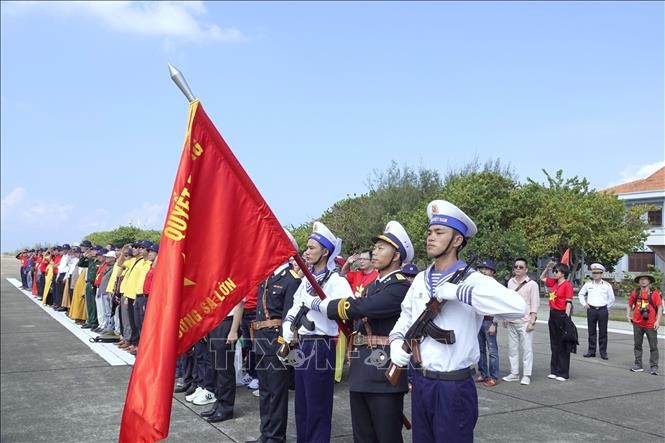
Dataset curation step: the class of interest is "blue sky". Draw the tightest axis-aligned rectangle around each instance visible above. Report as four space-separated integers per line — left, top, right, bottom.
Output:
1 1 663 251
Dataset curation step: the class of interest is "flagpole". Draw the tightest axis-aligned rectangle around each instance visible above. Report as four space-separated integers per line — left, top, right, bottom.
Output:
168 64 196 102
292 253 328 301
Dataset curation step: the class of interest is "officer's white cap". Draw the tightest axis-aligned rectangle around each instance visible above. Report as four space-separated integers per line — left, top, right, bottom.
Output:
590 263 605 272
427 200 478 238
373 221 414 263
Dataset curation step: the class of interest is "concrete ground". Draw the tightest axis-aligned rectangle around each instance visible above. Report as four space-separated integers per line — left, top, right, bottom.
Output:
1 254 663 442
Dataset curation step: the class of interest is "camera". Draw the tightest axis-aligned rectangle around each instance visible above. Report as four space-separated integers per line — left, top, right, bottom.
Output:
639 306 649 320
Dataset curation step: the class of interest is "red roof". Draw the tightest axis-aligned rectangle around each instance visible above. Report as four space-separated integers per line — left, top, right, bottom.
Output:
604 166 665 194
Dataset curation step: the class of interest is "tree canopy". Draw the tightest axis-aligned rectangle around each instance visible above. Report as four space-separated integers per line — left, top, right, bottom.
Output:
288 162 651 281
84 225 161 247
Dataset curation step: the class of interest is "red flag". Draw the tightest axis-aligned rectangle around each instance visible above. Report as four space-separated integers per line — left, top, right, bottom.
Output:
561 248 570 266
119 101 297 442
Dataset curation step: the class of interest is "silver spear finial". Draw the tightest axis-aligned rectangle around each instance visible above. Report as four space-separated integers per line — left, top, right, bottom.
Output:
168 64 196 103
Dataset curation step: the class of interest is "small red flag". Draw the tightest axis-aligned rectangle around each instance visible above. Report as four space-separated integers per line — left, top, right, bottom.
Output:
561 248 570 266
119 101 296 442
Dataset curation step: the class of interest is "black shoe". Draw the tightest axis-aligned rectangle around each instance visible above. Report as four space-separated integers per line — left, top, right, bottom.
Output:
206 411 233 423
81 324 92 329
200 404 219 418
184 384 197 396
174 384 191 394
583 353 595 358
600 354 608 360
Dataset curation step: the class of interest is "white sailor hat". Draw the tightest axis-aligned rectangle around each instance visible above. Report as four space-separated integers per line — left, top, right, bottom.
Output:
427 200 478 238
309 221 342 271
372 221 414 263
589 263 605 272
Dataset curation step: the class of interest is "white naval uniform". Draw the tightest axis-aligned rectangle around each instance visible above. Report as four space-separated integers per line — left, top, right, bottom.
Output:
578 280 615 308
283 271 353 336
390 263 527 373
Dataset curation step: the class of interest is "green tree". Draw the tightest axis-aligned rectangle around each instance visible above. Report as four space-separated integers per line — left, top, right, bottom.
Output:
440 167 527 281
516 170 651 279
84 225 162 247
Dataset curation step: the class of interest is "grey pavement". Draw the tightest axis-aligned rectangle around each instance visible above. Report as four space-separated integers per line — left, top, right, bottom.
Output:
1 255 664 442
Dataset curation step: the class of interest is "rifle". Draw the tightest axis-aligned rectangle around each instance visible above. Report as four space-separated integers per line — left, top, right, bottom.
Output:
385 254 478 385
277 302 316 359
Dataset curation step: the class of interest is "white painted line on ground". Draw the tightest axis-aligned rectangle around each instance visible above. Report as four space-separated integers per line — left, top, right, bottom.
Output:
535 319 665 339
6 277 135 366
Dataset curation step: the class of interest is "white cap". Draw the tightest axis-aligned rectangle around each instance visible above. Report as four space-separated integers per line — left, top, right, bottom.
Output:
104 251 116 258
309 221 342 271
590 263 605 272
373 221 414 263
427 200 478 238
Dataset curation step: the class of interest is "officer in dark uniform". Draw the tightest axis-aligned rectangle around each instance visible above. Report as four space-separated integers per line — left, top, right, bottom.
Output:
303 221 414 443
249 259 301 443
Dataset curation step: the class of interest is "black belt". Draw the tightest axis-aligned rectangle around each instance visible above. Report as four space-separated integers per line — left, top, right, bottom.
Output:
417 367 475 381
136 294 147 298
588 305 607 310
298 334 329 340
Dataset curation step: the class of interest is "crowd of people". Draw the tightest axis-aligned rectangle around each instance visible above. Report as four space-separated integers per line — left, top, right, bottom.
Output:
14 197 663 443
16 240 159 355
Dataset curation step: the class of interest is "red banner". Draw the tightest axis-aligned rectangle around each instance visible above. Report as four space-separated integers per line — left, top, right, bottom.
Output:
119 101 296 442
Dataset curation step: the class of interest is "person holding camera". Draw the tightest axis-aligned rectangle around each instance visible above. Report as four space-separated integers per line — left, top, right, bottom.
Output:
540 260 574 381
627 273 662 375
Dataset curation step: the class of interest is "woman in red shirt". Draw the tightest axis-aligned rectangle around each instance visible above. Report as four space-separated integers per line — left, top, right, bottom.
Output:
540 261 574 381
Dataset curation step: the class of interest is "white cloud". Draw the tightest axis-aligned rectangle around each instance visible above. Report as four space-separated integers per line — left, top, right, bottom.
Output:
1 186 27 213
1 186 73 226
3 1 245 43
607 160 665 187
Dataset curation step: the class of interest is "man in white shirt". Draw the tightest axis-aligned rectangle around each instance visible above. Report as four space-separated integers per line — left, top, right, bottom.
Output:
579 263 615 360
502 258 540 385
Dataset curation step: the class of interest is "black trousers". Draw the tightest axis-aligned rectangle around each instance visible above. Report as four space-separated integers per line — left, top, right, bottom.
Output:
127 297 138 345
37 274 45 299
548 310 571 379
350 391 404 443
209 317 236 416
256 354 290 443
587 306 608 355
53 273 66 307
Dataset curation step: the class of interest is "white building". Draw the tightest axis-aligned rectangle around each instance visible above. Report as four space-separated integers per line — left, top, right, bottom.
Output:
604 166 665 277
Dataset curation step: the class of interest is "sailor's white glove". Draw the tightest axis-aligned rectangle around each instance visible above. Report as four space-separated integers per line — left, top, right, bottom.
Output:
390 339 411 367
435 282 459 302
282 321 294 343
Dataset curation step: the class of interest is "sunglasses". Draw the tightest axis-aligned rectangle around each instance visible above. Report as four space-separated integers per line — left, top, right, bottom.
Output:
591 271 602 274
513 265 525 269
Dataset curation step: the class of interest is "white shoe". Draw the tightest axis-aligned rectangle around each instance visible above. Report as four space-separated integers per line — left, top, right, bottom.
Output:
192 389 216 405
520 376 531 385
240 373 253 385
502 373 520 382
555 376 567 381
185 386 203 402
248 378 259 390
547 374 557 379
252 389 260 397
